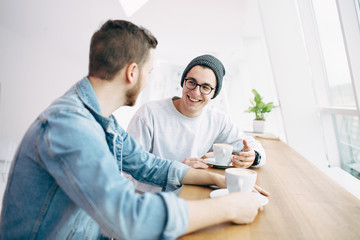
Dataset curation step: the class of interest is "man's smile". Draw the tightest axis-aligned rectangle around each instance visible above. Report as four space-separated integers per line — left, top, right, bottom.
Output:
188 95 201 102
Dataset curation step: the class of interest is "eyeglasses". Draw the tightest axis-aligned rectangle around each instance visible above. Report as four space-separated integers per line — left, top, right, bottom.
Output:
184 78 215 95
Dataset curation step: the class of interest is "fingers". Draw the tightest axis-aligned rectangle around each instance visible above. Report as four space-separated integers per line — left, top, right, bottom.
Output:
193 163 209 169
243 139 251 151
233 152 255 162
202 152 214 159
227 192 261 224
231 152 255 168
184 158 207 164
231 159 252 168
183 158 209 169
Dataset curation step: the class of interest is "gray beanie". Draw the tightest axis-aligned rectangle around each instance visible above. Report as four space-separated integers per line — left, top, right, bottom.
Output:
180 54 226 99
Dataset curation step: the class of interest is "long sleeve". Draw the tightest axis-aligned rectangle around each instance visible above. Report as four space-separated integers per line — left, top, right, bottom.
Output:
38 109 189 239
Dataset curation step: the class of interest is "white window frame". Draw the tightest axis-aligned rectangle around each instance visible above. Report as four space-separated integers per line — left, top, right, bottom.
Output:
312 0 360 169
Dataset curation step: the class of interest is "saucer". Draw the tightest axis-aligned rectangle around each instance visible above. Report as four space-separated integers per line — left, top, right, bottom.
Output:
210 189 269 206
205 158 234 169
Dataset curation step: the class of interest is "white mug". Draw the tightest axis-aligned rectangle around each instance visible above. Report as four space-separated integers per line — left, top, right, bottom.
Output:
213 143 233 165
225 168 257 193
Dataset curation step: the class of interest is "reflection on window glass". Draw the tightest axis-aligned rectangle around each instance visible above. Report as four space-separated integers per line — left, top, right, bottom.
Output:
333 114 360 179
312 0 356 107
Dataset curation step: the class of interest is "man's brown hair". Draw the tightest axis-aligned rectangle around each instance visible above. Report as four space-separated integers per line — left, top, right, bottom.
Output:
88 20 158 80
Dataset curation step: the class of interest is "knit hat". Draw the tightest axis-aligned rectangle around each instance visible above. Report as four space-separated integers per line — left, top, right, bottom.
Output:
180 54 226 99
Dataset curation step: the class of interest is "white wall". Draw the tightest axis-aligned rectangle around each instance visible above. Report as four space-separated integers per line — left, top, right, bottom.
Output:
0 0 125 143
1 0 358 200
1 0 282 145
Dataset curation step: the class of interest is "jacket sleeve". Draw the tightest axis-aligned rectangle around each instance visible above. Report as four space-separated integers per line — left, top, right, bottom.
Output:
120 127 191 191
38 109 189 240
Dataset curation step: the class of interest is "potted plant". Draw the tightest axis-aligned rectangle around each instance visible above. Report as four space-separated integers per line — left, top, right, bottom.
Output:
245 89 276 133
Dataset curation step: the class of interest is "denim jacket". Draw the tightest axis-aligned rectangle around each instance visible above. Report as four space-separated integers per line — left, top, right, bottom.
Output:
0 77 190 240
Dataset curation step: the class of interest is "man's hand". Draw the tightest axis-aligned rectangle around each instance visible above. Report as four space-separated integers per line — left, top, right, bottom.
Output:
231 139 255 168
183 158 209 169
185 192 262 234
224 192 263 224
180 168 226 188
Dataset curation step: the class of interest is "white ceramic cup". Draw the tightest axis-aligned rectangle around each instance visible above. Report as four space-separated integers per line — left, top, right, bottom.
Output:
225 168 257 193
213 143 233 165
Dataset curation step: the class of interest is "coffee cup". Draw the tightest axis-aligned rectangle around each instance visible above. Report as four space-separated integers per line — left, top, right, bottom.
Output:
213 143 233 165
225 168 257 193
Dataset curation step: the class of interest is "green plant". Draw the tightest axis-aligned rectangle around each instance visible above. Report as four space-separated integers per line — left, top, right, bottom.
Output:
245 89 276 120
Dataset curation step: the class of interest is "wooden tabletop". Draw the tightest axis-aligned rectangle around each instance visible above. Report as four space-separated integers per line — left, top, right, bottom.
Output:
178 138 360 240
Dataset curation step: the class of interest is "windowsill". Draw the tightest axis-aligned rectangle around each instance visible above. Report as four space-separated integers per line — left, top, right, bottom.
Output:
243 131 285 141
323 167 360 200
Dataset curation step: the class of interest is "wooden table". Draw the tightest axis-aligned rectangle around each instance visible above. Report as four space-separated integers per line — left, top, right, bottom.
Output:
178 138 360 240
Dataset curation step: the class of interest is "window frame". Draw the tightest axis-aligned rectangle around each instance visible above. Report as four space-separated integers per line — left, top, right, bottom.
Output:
311 0 360 171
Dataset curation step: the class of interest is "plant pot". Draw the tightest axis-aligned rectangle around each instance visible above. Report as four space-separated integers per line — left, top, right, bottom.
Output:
253 120 265 133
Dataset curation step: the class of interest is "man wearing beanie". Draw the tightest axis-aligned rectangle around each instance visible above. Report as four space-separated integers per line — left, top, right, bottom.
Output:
127 54 267 193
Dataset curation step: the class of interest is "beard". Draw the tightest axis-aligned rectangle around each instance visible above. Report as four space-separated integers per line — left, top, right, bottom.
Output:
124 77 142 106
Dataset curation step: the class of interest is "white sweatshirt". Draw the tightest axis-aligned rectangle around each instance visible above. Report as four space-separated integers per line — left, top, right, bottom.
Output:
127 97 266 192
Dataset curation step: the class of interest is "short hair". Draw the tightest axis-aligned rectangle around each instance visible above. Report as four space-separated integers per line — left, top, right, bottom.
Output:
88 20 158 80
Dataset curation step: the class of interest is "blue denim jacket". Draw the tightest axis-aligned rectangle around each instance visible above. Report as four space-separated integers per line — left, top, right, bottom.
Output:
0 77 190 240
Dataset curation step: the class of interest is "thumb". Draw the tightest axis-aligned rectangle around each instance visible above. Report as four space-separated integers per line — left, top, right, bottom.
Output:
243 139 251 151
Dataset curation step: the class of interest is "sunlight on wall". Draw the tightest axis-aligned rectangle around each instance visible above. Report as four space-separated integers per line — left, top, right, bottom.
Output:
118 0 149 17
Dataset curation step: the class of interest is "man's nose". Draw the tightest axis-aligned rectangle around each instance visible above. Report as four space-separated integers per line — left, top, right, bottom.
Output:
192 85 202 95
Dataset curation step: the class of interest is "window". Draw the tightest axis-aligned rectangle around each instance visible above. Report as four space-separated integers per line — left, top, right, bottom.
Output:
333 114 360 178
312 0 360 179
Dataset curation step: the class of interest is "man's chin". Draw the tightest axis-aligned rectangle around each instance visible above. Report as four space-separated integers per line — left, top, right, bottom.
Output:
124 89 140 107
125 99 137 107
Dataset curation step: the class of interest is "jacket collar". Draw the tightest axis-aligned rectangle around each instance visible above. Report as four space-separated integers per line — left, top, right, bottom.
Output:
75 77 115 132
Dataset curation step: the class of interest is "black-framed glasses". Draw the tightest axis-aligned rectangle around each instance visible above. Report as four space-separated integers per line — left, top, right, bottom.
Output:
184 78 215 95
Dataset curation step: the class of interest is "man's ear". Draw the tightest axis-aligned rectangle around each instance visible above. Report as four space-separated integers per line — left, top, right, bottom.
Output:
125 63 138 84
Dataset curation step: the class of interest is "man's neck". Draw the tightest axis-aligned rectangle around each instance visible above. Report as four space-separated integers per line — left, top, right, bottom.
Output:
88 76 126 117
173 98 202 118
